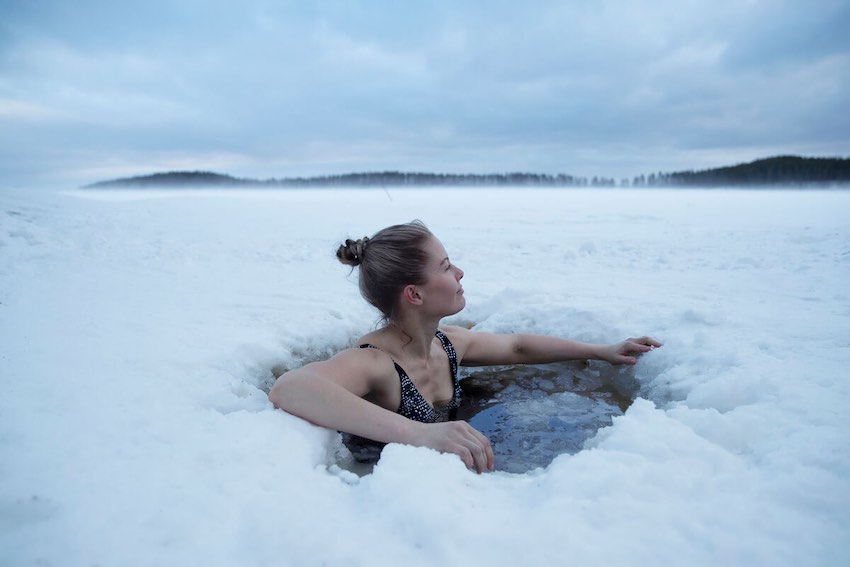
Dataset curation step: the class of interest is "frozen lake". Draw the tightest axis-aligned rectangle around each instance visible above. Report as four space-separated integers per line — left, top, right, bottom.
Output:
2 186 849 566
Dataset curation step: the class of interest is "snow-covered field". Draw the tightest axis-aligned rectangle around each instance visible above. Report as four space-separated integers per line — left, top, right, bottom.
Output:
2 186 849 566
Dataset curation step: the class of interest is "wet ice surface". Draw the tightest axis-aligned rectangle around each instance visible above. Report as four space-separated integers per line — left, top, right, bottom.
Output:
457 361 639 473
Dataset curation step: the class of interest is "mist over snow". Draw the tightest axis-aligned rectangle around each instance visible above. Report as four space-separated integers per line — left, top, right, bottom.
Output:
2 185 849 566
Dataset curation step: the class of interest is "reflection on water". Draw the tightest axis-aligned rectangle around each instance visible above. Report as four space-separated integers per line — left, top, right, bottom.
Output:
457 361 639 473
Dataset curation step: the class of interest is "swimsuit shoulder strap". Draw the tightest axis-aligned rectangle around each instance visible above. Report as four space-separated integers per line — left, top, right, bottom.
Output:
434 330 458 381
359 343 406 379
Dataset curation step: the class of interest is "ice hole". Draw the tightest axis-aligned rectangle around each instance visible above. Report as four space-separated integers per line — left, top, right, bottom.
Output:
269 351 640 476
456 361 639 473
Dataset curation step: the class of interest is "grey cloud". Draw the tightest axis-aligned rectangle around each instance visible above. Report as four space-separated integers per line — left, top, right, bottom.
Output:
1 0 848 187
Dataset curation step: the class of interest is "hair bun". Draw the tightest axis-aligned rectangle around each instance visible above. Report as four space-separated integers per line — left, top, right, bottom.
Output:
336 237 370 267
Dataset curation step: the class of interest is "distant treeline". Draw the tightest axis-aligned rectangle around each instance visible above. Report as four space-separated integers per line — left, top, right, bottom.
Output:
84 170 615 188
84 155 850 189
84 171 254 188
274 171 622 186
636 155 850 187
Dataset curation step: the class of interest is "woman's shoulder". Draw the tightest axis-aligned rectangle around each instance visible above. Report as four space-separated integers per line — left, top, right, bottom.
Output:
438 324 470 336
330 341 394 370
309 328 397 375
438 324 474 352
311 342 399 393
356 328 384 347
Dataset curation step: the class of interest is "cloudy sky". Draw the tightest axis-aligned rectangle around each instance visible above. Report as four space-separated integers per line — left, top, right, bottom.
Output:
1 0 849 187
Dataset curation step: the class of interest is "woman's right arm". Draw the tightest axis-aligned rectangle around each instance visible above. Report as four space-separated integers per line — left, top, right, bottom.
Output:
268 350 493 472
268 351 415 446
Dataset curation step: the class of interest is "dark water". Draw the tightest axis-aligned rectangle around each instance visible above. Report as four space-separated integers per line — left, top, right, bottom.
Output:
456 361 639 473
337 360 639 475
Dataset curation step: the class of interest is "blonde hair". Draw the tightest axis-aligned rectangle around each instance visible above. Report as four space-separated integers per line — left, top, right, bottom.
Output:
337 220 433 321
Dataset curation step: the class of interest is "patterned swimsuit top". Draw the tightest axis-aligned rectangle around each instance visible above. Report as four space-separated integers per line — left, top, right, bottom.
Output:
359 330 462 423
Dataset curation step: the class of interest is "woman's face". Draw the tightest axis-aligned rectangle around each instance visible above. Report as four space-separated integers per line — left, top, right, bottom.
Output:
418 236 465 317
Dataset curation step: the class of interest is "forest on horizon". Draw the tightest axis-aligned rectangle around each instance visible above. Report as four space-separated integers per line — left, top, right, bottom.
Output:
84 155 850 189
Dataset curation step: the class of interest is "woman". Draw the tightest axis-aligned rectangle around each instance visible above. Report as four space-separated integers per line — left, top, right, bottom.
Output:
269 221 661 473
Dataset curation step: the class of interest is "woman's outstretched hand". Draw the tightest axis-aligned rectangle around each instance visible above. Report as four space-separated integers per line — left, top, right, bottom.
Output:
600 336 663 365
408 420 494 473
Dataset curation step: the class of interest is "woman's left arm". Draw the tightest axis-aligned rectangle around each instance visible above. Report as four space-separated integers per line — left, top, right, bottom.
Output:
443 326 662 367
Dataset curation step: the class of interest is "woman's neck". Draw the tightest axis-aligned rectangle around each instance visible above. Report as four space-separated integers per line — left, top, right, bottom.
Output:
386 312 440 358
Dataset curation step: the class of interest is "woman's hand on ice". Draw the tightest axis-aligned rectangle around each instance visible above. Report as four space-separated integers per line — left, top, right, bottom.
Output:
601 336 662 365
409 421 494 473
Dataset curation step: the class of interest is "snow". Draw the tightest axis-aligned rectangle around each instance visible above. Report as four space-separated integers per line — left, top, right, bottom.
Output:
1 186 849 566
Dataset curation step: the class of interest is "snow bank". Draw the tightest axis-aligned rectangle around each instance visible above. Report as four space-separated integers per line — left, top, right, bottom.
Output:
2 186 848 566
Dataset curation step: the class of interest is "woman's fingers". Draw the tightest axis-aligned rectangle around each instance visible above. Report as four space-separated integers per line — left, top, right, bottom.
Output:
630 336 663 348
466 436 490 473
410 420 494 473
627 341 653 354
470 426 495 471
622 337 663 356
458 447 475 471
445 422 494 473
607 336 662 365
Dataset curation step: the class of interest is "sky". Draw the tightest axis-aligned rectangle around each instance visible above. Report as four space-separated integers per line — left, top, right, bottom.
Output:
1 0 849 188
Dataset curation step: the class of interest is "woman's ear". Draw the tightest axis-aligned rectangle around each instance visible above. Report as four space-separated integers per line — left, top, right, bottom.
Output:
402 284 423 306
